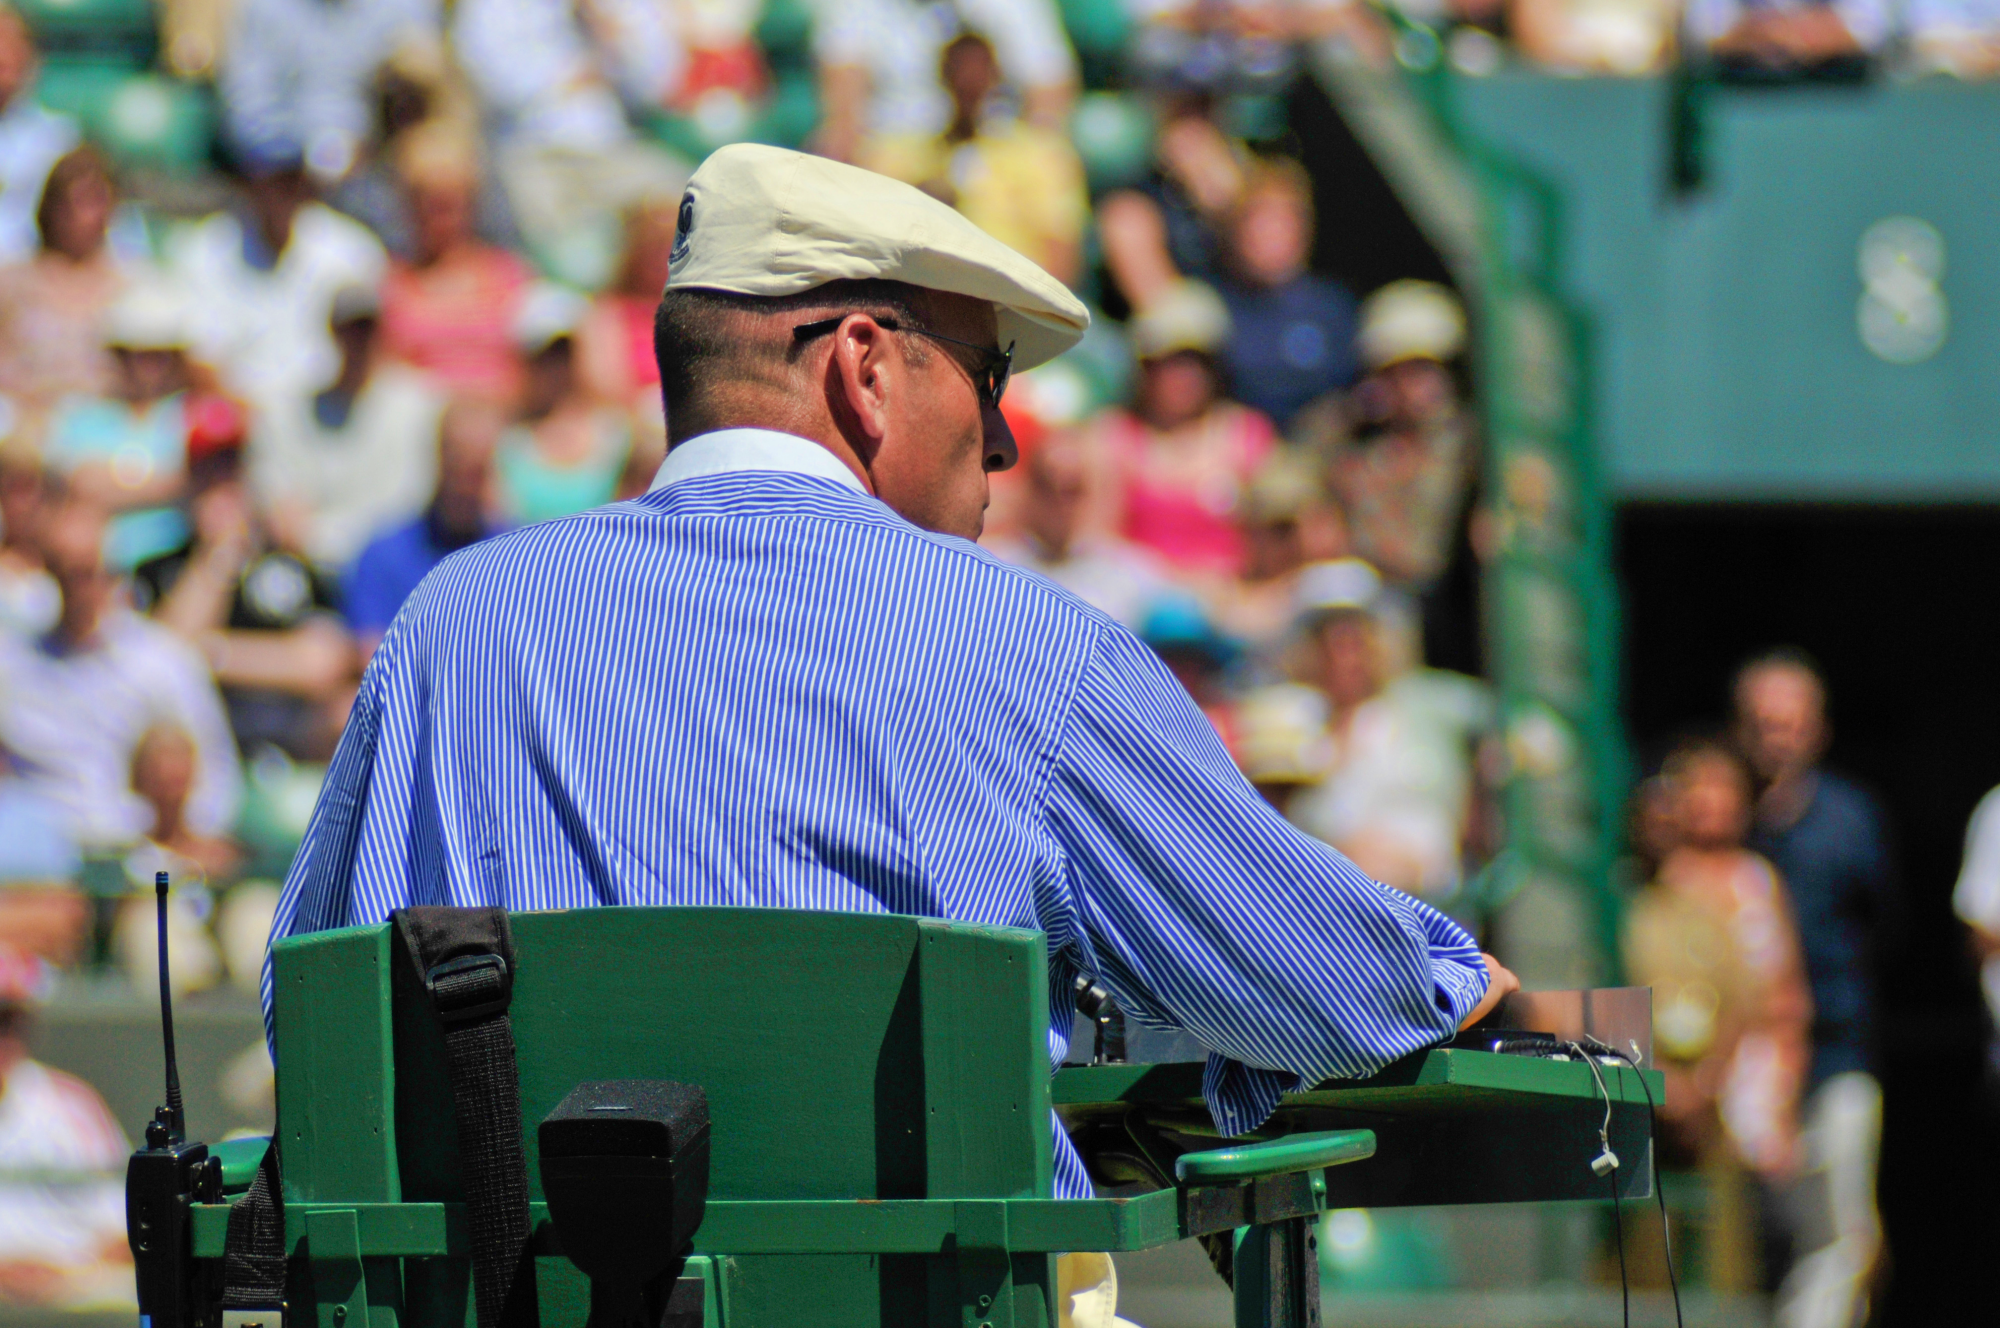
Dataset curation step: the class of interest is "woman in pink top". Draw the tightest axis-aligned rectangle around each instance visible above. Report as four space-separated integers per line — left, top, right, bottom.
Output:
0 147 127 432
1088 281 1273 579
378 124 530 404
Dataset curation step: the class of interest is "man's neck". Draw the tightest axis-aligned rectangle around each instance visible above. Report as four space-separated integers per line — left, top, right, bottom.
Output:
665 423 874 496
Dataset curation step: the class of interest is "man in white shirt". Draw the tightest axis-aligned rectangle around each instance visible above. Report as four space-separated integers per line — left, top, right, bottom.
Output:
450 0 689 258
812 0 1078 162
250 285 446 574
218 0 440 181
1954 785 2000 1050
0 946 133 1310
0 6 79 264
166 160 387 402
0 498 240 852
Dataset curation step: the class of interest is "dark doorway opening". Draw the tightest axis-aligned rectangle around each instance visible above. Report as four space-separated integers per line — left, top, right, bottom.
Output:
1617 502 2000 1325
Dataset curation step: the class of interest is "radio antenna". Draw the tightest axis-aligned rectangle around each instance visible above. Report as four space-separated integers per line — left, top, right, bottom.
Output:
150 870 185 1146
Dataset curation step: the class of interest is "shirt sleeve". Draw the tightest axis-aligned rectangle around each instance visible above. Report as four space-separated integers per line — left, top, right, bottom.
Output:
1041 622 1488 1136
262 631 393 1039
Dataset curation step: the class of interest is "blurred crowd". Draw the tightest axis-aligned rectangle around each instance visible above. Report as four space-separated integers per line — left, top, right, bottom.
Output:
1619 652 1896 1328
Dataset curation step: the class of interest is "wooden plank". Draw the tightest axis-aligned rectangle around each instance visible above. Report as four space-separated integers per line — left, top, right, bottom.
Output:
915 920 1054 1200
272 925 405 1328
272 925 401 1200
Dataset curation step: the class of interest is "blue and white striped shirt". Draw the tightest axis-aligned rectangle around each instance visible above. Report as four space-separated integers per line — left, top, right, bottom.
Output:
271 428 1488 1198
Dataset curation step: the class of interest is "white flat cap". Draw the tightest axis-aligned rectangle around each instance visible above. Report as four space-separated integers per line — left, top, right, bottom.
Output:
666 144 1090 371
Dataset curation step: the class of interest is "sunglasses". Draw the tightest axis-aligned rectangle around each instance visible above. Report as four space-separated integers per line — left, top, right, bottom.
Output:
793 315 1013 406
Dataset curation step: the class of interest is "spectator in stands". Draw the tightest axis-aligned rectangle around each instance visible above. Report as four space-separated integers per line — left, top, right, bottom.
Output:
496 284 632 525
0 756 84 967
1127 0 1390 96
1904 0 2000 77
379 122 531 404
0 147 127 433
0 497 240 853
327 38 507 261
577 196 675 416
862 32 1089 287
125 725 243 884
344 399 503 660
1082 280 1275 582
1951 781 2000 1069
1623 738 1813 1293
450 0 689 262
1139 592 1243 755
219 0 441 182
1299 280 1473 601
136 435 353 761
1277 557 1489 900
1688 0 1887 74
1098 102 1249 312
1734 650 1890 1328
0 452 55 639
813 0 1078 164
0 946 133 1310
168 156 386 402
42 285 197 571
1217 158 1359 430
250 285 446 576
1512 0 1681 74
1215 446 1348 650
985 435 1168 630
0 6 79 267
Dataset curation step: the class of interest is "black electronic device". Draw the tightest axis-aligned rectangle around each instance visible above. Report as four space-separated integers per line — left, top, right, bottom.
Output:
1449 1028 1578 1058
538 1080 711 1328
126 871 222 1328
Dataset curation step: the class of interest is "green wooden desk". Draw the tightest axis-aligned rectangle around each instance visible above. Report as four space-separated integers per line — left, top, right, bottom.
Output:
178 909 1659 1328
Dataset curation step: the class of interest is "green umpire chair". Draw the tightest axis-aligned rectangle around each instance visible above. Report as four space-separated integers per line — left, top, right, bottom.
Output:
184 907 1660 1328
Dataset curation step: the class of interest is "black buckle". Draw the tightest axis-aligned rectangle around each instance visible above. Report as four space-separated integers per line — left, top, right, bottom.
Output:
425 953 512 1024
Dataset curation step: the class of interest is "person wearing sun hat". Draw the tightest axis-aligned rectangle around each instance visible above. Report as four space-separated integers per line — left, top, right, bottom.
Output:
275 144 1513 1323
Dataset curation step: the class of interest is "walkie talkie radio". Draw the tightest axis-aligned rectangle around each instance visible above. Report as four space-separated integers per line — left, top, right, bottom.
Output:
126 871 222 1328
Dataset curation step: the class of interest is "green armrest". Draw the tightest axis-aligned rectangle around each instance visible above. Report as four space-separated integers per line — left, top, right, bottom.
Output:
212 1136 270 1194
1173 1129 1376 1185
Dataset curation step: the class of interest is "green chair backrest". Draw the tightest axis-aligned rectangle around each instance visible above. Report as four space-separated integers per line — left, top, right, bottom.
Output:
272 908 1059 1327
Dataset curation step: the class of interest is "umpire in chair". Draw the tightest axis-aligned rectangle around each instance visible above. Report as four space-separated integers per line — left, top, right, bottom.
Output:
271 144 1518 1325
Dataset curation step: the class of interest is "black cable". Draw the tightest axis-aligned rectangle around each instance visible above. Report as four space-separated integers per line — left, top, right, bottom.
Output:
1586 1039 1684 1328
1569 1041 1630 1328
1608 1158 1629 1328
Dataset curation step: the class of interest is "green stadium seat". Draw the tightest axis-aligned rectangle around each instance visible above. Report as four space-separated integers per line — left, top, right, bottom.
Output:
14 0 155 60
1068 92 1155 194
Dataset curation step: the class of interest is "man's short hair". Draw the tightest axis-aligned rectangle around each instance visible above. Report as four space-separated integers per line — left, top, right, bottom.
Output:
653 279 935 430
1735 646 1826 699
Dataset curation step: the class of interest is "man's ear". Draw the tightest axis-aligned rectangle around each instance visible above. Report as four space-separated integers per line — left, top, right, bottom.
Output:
826 314 896 464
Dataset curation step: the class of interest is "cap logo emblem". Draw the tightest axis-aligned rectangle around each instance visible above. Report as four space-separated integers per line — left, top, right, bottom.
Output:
671 193 694 268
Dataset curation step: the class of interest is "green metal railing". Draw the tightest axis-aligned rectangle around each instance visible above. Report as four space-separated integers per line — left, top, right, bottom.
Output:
1316 29 1629 980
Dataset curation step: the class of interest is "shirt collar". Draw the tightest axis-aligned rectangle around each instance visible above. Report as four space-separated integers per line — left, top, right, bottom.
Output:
649 428 869 496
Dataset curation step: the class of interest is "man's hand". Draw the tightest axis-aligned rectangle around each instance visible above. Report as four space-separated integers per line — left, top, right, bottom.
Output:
1457 952 1521 1031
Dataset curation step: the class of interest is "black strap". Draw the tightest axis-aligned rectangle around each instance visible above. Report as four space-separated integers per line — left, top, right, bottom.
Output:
396 907 538 1328
221 1142 287 1312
